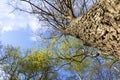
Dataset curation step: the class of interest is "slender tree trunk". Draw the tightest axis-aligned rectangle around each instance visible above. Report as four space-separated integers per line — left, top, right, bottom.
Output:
64 0 120 58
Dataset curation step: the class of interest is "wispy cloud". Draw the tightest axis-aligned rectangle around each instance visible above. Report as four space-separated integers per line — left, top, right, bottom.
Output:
1 25 14 33
0 0 42 34
0 0 50 43
28 16 41 32
30 36 37 42
0 1 47 43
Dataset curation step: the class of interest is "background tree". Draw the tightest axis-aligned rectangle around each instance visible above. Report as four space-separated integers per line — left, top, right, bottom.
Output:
0 38 120 79
1 45 21 80
41 36 120 79
0 45 60 80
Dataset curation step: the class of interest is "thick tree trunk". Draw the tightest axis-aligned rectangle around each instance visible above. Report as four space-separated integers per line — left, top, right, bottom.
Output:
64 0 120 58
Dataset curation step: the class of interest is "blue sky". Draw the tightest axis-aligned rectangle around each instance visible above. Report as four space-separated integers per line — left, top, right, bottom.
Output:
0 0 93 49
0 1 49 79
0 0 46 49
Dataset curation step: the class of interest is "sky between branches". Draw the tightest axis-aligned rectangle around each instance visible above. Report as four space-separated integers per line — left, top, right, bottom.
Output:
0 0 47 48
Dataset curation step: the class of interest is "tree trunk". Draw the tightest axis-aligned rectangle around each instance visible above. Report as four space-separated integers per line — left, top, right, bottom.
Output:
64 0 120 58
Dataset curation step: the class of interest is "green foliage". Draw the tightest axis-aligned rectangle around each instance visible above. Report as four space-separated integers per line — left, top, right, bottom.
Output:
1 45 21 80
0 45 59 80
18 50 51 73
58 36 81 54
1 37 120 80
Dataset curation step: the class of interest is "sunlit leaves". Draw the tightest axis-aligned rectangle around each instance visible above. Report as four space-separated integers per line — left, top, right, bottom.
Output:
1 35 120 80
51 36 91 74
1 45 55 80
18 50 51 73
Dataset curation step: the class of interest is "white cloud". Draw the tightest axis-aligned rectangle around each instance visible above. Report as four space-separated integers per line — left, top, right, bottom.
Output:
30 36 37 41
0 0 49 42
0 7 41 34
1 26 13 33
7 13 15 19
30 35 43 42
0 0 44 33
0 21 2 25
0 6 31 33
29 16 41 32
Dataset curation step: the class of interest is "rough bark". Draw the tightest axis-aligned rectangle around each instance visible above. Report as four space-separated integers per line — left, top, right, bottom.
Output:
64 0 120 59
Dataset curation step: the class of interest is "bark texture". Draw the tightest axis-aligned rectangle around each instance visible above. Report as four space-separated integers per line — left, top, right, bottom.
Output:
64 0 120 58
